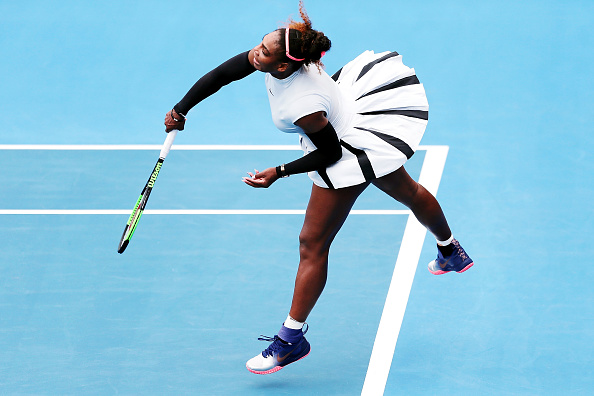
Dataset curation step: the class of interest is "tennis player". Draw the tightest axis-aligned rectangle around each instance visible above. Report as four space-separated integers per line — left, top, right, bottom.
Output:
164 1 473 375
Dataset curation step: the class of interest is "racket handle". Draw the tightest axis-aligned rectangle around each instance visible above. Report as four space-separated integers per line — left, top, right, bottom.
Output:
159 130 178 159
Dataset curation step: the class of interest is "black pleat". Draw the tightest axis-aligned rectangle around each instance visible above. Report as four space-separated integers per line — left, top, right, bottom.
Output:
331 67 343 82
354 127 415 159
356 75 420 101
340 141 376 181
318 168 334 189
358 109 428 120
356 51 400 82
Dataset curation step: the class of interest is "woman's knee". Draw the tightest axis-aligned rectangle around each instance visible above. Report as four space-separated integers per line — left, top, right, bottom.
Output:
298 228 330 260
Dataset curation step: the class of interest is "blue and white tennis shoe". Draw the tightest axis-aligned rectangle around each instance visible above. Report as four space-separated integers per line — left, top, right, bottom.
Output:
428 238 474 275
246 330 310 374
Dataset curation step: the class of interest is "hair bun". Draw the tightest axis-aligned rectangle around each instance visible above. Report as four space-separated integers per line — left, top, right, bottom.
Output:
283 1 331 67
314 32 331 59
299 29 331 62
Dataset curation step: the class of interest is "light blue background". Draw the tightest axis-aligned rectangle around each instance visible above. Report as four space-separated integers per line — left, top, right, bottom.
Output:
1 1 593 394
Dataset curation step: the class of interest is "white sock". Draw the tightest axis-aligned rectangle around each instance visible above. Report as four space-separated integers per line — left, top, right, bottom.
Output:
284 315 304 330
436 234 454 246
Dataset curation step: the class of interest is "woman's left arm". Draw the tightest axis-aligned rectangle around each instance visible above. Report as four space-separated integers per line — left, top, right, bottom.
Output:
243 111 342 188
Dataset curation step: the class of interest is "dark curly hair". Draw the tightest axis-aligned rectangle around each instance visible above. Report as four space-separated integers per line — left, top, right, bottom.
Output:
277 1 331 69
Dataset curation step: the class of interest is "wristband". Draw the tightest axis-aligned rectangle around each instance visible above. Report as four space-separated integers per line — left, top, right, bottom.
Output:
171 109 186 122
276 164 289 178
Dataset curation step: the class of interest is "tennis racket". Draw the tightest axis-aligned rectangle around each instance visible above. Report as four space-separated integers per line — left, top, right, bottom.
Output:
117 130 178 253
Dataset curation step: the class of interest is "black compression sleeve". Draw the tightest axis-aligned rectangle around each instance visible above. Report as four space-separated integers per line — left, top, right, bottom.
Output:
283 122 342 176
174 50 255 115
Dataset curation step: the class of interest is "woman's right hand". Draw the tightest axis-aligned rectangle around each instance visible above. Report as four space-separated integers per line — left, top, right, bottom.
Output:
242 168 280 188
164 109 186 132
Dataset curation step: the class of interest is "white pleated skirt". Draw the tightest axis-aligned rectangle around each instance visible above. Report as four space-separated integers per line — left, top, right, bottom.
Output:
303 50 429 189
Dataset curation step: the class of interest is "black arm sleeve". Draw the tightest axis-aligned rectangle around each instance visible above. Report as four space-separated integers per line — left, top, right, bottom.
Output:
173 50 256 115
283 122 342 176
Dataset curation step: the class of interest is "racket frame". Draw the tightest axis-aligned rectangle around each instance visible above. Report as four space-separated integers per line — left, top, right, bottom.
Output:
117 130 177 253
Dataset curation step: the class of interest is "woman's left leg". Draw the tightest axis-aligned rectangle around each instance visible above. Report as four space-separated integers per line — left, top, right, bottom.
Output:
289 181 369 322
246 181 368 375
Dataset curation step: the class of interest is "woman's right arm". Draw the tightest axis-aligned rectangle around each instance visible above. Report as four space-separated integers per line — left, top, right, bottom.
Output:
165 50 256 132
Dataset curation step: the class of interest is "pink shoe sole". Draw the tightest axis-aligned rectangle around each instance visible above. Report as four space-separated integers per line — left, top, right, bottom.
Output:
428 261 474 275
456 262 474 273
246 350 311 375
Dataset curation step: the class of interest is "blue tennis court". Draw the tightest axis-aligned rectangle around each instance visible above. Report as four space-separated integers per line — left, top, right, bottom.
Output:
1 1 593 395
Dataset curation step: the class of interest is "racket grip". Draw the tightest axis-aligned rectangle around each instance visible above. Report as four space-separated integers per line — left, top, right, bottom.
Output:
159 130 178 159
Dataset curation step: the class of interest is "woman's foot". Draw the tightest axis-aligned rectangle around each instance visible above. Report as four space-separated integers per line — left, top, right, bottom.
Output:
428 239 474 275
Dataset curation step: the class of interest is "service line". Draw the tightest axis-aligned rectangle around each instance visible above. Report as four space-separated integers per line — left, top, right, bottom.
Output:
361 145 449 396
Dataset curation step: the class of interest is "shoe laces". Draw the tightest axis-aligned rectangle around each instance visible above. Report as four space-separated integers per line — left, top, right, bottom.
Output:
257 336 284 358
257 323 309 358
453 240 468 260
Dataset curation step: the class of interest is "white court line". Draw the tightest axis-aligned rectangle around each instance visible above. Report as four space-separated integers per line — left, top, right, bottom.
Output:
361 145 449 396
0 209 411 215
1 144 447 395
0 144 302 151
0 144 442 151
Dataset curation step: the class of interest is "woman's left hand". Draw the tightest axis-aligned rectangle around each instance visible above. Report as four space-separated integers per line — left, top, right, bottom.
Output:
242 167 279 188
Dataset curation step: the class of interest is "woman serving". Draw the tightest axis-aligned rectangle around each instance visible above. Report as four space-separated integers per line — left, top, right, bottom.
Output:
164 2 473 375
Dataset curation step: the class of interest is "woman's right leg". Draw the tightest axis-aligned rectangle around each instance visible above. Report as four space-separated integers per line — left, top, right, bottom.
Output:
372 166 451 241
372 166 473 275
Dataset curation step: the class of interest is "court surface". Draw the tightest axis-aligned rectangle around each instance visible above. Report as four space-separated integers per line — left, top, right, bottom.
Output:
1 1 593 395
